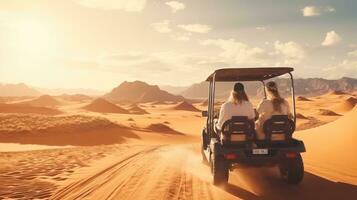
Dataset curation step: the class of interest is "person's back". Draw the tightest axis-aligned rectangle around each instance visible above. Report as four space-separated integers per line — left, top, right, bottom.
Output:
216 83 255 130
257 98 290 119
217 101 255 129
256 81 292 140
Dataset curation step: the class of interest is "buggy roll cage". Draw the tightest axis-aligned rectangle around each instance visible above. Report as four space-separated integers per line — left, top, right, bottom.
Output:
205 67 296 137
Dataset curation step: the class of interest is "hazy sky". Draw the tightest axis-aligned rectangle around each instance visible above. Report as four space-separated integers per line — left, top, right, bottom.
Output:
0 0 356 90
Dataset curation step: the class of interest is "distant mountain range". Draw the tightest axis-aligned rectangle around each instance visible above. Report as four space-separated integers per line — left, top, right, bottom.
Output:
180 77 357 99
159 85 189 95
104 81 185 103
2 77 357 102
0 83 104 97
36 87 104 96
0 83 41 97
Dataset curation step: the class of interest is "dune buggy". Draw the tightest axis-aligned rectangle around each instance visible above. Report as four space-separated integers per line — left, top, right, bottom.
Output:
201 67 305 185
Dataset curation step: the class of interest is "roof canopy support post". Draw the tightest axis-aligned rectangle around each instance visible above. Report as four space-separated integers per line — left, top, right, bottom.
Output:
261 81 267 99
209 74 216 136
289 72 297 127
208 81 213 135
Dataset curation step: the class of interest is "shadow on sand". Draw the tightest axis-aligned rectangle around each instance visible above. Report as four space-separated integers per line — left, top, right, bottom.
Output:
223 169 357 200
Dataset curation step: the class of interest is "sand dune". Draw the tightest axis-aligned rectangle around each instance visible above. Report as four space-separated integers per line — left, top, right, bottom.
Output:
0 96 35 104
59 94 92 102
127 104 149 115
297 118 327 131
329 90 348 95
0 114 138 145
0 103 62 115
317 109 341 116
172 101 201 112
332 97 357 112
200 99 208 106
83 98 129 114
296 112 308 119
146 123 183 135
298 108 357 184
151 101 170 105
22 95 61 107
199 100 224 107
297 96 312 101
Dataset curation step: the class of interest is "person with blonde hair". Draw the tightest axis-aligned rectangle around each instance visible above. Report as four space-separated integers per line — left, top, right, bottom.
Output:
216 82 255 130
255 81 292 140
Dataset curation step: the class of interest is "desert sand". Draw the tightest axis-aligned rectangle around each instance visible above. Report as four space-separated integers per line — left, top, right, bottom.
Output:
1 91 357 200
172 101 201 112
0 103 62 115
297 96 312 101
83 98 129 114
21 95 62 107
127 103 149 115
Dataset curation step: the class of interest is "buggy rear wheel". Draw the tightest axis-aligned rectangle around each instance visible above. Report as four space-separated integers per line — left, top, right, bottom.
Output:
279 154 304 184
201 144 208 164
201 131 208 164
210 153 229 186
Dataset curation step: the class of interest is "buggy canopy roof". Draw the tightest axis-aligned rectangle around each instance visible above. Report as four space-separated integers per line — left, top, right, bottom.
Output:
205 67 294 82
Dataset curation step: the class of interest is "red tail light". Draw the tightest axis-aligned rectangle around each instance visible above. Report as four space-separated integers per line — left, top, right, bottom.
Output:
285 152 297 158
224 153 237 160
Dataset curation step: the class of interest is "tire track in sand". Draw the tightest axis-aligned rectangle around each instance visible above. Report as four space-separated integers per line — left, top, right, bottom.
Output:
51 145 240 200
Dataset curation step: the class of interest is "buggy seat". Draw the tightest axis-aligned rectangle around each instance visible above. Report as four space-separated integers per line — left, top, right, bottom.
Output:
218 116 255 145
263 115 295 143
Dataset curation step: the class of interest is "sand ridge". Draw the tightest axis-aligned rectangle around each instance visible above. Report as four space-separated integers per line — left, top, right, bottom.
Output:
329 90 348 95
0 114 138 146
0 103 62 115
146 123 184 135
297 96 312 101
317 109 341 116
171 101 201 112
22 95 62 107
83 98 129 114
297 108 357 184
127 103 149 115
331 97 357 112
58 94 93 102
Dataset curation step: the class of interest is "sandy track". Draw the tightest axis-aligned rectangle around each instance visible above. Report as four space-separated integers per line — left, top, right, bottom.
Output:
51 145 237 200
51 145 357 200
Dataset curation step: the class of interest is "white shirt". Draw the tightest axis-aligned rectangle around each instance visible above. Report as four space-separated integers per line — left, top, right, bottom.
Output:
255 99 291 139
216 101 255 129
256 99 291 120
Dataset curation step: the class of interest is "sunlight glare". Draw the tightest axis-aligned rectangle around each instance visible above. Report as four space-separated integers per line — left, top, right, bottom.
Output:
14 18 55 58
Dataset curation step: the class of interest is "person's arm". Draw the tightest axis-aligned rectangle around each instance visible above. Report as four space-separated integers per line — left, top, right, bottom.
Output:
216 104 227 130
247 102 256 120
256 100 265 115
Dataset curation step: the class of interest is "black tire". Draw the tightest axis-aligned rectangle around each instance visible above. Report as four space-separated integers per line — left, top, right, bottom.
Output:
279 154 304 184
211 153 229 186
201 131 208 164
201 145 208 164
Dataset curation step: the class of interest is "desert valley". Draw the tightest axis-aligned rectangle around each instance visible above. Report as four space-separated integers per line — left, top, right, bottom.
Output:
0 79 357 200
1 0 357 199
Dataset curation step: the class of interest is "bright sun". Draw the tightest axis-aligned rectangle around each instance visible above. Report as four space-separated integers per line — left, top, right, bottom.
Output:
13 19 55 58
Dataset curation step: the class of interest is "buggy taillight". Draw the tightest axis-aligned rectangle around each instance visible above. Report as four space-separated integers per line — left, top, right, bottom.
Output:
224 153 237 160
285 152 297 158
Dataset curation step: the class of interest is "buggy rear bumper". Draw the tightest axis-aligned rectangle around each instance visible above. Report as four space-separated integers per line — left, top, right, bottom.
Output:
212 139 305 168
